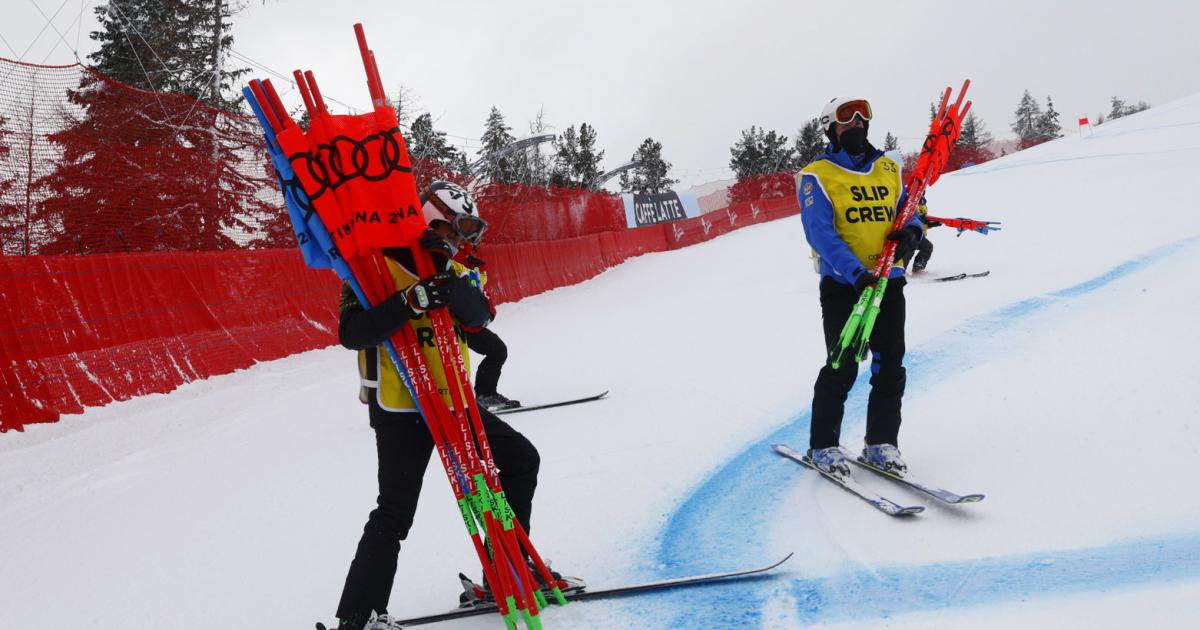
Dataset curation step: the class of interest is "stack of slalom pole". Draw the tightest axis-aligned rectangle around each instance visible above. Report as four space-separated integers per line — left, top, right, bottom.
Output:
924 215 1002 236
242 24 563 630
831 81 973 370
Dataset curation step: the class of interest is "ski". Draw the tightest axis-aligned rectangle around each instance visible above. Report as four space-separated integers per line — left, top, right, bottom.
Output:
773 444 924 516
932 270 990 282
492 391 609 415
391 553 794 626
850 457 985 504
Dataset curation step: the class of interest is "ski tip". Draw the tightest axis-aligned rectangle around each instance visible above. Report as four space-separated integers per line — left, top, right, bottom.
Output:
957 494 986 503
898 506 926 515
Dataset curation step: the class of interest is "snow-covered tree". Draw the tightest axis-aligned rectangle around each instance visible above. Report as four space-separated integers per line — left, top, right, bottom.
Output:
794 118 825 168
883 132 899 151
1011 89 1045 149
1109 96 1150 120
550 125 579 187
477 106 518 184
729 126 795 180
574 122 604 188
1036 95 1062 139
409 113 468 190
34 0 276 253
949 110 995 169
1109 96 1128 120
619 138 677 194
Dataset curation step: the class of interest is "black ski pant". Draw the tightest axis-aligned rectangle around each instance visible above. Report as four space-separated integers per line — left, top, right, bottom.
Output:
336 400 540 621
466 327 507 397
913 237 934 271
809 276 907 450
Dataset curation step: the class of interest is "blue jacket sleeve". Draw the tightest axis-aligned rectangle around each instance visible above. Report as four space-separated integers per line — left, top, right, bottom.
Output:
798 173 866 282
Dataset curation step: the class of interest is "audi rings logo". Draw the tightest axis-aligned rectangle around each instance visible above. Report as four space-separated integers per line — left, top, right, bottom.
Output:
286 126 414 204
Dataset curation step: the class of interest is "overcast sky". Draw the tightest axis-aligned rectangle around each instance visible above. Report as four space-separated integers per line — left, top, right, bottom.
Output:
5 0 1199 189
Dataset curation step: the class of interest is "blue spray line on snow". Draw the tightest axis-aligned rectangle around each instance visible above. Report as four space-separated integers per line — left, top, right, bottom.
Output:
786 532 1200 625
650 235 1200 628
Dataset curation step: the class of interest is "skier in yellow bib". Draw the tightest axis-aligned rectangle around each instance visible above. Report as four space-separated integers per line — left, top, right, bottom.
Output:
332 181 545 630
798 98 923 480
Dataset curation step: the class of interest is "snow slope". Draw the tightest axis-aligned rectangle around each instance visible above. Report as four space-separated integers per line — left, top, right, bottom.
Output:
3 96 1200 629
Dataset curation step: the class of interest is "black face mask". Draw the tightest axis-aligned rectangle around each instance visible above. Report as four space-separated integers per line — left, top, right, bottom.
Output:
837 126 869 155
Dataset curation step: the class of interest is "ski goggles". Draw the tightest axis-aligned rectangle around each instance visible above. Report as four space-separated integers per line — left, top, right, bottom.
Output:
453 214 488 245
834 99 873 125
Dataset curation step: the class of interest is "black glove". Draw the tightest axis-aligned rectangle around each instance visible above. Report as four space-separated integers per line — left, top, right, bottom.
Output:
887 225 922 264
402 272 456 313
466 254 486 267
421 229 456 267
446 275 492 328
852 269 877 293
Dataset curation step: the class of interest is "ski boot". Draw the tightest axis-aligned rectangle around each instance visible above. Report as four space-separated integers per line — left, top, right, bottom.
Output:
317 611 404 630
477 393 521 411
860 443 907 477
806 446 851 480
458 572 494 608
458 563 586 609
532 561 586 601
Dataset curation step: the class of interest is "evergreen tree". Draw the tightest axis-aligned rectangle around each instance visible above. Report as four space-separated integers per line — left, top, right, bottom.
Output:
1109 96 1128 120
959 110 993 147
930 101 937 122
574 122 604 188
1011 89 1045 149
1036 95 1062 139
550 124 580 187
883 132 899 151
730 126 798 203
1109 96 1150 120
794 118 825 168
950 110 995 169
477 106 518 184
619 137 678 194
729 126 794 180
34 0 275 253
408 113 468 190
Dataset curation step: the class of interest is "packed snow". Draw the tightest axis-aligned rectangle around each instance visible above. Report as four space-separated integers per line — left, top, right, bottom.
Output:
3 96 1200 629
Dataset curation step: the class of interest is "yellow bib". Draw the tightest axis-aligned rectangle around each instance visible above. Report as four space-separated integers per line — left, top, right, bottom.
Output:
361 258 472 413
802 156 904 269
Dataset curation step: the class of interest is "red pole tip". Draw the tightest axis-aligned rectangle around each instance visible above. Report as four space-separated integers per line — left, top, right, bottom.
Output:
293 69 317 119
261 79 294 129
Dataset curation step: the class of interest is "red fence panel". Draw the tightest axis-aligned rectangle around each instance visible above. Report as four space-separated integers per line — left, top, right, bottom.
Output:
0 250 340 430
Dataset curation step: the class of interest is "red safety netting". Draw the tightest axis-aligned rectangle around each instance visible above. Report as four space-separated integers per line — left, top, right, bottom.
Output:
0 57 289 256
0 250 340 431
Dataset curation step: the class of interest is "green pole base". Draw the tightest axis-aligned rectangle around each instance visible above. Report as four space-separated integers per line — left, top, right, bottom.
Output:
520 607 541 630
551 586 568 606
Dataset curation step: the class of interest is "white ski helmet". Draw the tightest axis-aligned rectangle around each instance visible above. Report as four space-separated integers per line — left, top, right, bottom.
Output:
421 180 487 244
818 97 873 130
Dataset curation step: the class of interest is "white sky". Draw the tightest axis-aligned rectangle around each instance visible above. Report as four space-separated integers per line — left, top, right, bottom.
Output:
4 0 1199 188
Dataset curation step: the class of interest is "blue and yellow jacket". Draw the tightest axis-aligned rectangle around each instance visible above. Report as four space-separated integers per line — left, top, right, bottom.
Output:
797 146 921 285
